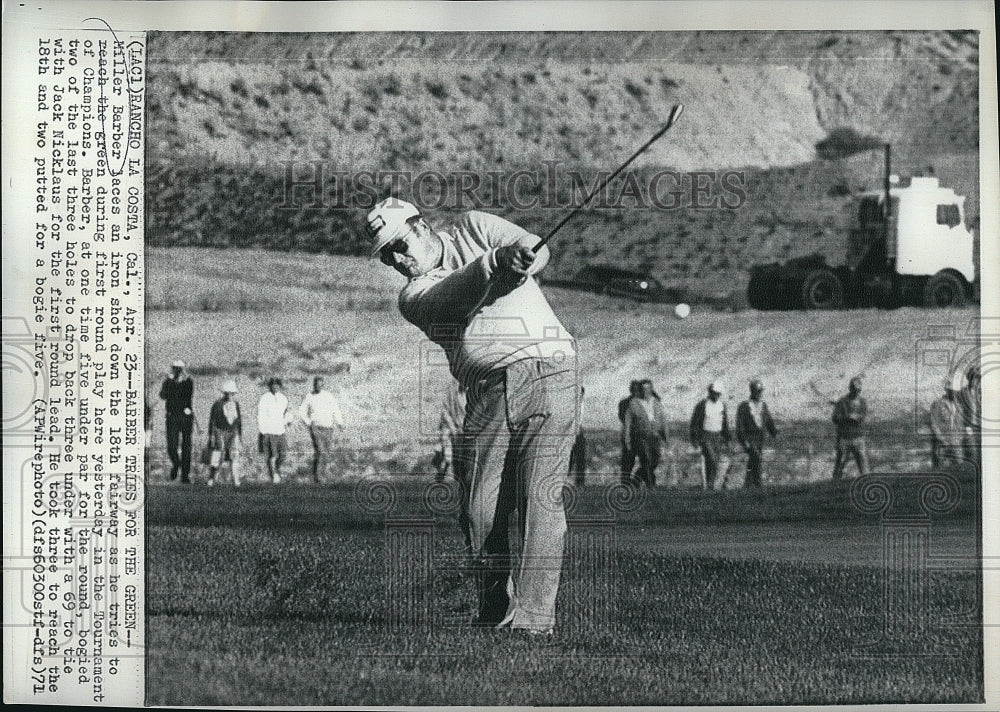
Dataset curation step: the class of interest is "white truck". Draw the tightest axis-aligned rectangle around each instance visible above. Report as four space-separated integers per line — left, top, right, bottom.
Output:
748 146 978 310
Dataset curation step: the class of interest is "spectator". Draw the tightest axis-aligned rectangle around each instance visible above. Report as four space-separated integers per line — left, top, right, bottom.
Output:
618 380 640 484
832 376 868 480
257 377 290 484
958 364 982 471
569 386 587 486
690 382 731 490
929 378 963 469
623 379 668 487
159 359 194 483
299 376 345 483
207 380 243 487
735 379 778 488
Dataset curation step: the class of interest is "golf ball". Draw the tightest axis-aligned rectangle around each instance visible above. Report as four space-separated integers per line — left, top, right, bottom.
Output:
674 303 691 319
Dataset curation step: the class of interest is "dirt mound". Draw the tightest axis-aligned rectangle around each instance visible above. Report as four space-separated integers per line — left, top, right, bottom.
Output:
146 31 979 299
148 30 977 168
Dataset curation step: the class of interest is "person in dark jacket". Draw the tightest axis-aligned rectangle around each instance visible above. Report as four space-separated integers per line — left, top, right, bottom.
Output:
735 379 778 488
832 376 868 480
159 359 194 483
622 380 668 487
690 382 731 490
207 380 243 486
618 381 640 483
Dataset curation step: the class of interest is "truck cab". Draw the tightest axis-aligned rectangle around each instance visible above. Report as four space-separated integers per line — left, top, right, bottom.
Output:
748 147 979 311
845 176 977 308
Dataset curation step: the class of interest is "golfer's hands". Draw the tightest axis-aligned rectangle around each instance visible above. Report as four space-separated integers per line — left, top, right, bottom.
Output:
494 245 535 283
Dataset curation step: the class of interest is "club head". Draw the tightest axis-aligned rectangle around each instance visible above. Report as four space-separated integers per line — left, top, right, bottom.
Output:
668 103 684 126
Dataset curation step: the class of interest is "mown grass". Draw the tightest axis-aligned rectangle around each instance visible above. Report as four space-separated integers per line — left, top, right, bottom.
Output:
146 481 982 706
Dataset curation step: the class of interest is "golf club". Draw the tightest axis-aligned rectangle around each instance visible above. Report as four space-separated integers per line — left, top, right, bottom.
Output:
533 103 685 253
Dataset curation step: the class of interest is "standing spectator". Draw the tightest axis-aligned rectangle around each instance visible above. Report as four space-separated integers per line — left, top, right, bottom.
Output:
832 376 868 480
299 376 345 483
159 359 194 483
569 386 587 486
623 379 668 487
958 364 982 470
929 378 963 469
690 382 731 490
618 380 640 484
735 379 778 488
257 377 290 484
207 380 243 487
435 380 467 482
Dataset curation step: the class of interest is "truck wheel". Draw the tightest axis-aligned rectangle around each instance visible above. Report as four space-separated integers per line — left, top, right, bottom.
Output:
922 271 967 308
802 269 844 309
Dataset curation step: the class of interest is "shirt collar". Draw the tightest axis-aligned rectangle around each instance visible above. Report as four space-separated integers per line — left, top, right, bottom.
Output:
437 230 460 270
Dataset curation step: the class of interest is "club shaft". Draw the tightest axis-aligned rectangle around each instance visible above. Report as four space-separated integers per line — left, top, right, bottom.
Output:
533 103 684 253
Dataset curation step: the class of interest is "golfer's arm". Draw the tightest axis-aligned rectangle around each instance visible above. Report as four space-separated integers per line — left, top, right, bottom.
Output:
400 256 494 328
471 210 550 275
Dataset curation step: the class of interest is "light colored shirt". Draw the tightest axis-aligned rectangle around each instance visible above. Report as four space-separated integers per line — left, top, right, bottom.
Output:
257 391 289 435
747 399 764 429
703 399 726 433
638 397 656 422
299 389 344 429
222 400 239 425
398 211 575 387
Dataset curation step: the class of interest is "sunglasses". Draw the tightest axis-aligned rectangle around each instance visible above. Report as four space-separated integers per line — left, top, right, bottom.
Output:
378 216 424 266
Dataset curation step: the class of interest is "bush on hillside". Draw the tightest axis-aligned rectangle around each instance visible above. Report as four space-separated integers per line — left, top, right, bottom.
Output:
815 127 884 160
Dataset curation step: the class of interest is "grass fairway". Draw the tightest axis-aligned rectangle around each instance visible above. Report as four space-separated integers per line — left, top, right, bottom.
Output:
147 478 981 706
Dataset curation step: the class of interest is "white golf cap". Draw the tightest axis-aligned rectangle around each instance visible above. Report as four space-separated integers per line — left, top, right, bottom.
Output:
221 379 238 393
171 359 186 369
366 197 421 257
708 381 724 394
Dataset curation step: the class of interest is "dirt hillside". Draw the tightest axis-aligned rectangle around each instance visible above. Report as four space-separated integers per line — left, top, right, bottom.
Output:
145 31 980 301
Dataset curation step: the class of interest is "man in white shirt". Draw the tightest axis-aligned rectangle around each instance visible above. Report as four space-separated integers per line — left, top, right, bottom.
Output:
299 376 345 483
257 377 290 484
690 381 732 490
368 197 578 635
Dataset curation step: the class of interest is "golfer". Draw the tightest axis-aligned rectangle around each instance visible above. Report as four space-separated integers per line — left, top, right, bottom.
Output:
368 198 578 635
